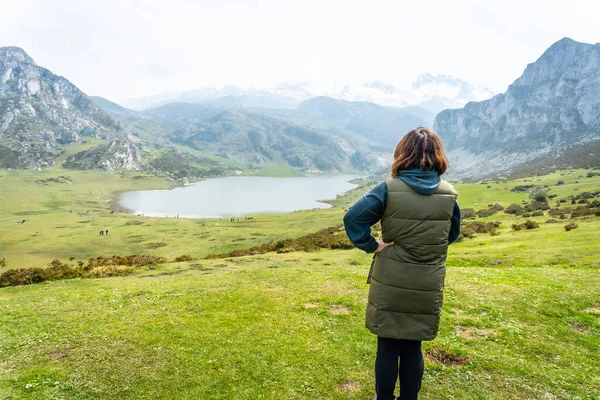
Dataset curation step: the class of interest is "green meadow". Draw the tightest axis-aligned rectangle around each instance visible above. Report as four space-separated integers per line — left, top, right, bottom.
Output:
0 167 599 399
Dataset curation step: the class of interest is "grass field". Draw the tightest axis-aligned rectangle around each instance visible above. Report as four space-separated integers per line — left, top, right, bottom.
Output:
0 167 599 399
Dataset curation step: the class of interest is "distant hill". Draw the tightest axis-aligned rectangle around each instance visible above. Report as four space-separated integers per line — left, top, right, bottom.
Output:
123 75 496 114
297 96 434 145
90 96 138 119
434 38 600 179
143 102 391 173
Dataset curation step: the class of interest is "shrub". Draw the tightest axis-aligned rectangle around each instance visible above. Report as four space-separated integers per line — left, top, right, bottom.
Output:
524 220 539 229
531 211 544 217
488 203 504 212
0 254 166 288
564 222 578 231
206 226 353 259
511 185 534 192
476 203 504 218
462 208 476 219
461 221 500 238
530 188 548 202
87 255 166 268
511 220 539 231
476 209 496 218
570 205 599 218
504 204 524 215
511 223 524 231
557 180 565 185
174 255 194 262
524 201 550 212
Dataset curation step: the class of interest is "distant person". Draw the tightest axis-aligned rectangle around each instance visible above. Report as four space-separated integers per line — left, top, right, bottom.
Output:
343 127 461 400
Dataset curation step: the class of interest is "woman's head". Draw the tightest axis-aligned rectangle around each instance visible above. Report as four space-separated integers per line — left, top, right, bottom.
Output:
391 127 449 176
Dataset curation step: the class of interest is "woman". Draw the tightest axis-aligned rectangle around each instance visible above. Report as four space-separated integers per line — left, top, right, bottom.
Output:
343 127 461 400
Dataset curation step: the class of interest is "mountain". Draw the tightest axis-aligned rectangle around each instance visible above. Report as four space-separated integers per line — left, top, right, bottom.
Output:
90 96 138 119
0 47 127 169
297 96 435 145
123 75 496 114
123 86 301 111
143 102 390 173
434 38 600 179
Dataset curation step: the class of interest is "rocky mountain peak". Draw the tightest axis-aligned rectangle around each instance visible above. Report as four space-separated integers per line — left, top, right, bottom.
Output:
0 46 125 169
514 38 600 87
433 37 600 179
364 81 398 94
0 46 35 65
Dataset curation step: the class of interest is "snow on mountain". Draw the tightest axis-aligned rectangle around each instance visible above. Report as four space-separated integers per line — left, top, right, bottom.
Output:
123 74 497 114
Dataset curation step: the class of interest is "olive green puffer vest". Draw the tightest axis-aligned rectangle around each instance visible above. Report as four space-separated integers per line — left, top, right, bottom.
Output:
366 178 457 341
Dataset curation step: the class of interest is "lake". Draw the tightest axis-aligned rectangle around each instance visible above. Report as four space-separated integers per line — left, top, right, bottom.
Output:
118 175 361 218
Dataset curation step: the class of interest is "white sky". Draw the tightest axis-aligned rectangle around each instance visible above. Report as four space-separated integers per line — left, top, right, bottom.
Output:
1 0 599 103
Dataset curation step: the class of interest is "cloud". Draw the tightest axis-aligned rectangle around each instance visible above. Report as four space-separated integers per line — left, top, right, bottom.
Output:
1 0 598 102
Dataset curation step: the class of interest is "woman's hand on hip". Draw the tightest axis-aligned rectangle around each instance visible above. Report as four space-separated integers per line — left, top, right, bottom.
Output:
374 239 394 254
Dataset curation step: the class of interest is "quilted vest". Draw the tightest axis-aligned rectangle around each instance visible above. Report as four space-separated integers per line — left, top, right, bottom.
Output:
366 178 457 341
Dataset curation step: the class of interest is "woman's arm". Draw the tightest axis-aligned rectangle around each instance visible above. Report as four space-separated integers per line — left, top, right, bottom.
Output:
343 182 387 253
448 201 461 244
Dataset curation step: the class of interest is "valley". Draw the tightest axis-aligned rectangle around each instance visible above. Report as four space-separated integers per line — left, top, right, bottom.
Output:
0 167 599 399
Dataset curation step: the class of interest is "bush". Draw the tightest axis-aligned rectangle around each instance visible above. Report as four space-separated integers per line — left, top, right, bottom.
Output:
564 222 578 231
0 254 166 288
524 201 550 212
531 211 544 217
504 204 524 215
511 185 534 192
488 203 504 212
206 226 353 259
511 220 539 231
174 255 194 262
462 208 476 219
87 255 167 268
557 180 565 185
476 209 496 218
461 221 501 238
530 188 548 202
524 220 539 229
476 203 504 218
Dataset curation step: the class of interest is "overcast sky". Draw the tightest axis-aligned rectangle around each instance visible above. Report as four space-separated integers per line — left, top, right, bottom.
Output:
1 0 598 102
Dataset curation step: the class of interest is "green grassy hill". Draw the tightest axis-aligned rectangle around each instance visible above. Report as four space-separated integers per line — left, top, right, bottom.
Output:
0 168 599 399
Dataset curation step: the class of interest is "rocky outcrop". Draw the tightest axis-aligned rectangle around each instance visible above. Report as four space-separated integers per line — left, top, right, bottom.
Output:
434 38 600 179
0 46 123 168
64 139 140 171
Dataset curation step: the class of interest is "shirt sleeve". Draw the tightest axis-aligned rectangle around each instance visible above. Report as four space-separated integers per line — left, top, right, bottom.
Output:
448 201 461 244
343 182 387 253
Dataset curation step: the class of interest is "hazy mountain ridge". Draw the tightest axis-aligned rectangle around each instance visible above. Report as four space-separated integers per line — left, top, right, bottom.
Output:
142 102 391 173
297 96 435 145
434 38 600 179
123 75 496 114
0 47 126 169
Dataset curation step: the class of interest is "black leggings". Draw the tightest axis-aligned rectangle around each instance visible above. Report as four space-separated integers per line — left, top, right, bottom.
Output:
375 336 424 400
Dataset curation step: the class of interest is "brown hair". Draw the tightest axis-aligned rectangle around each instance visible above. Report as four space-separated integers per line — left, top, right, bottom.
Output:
390 127 449 176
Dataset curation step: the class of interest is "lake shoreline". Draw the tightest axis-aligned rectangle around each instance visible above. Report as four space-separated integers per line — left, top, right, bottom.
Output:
116 174 363 219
